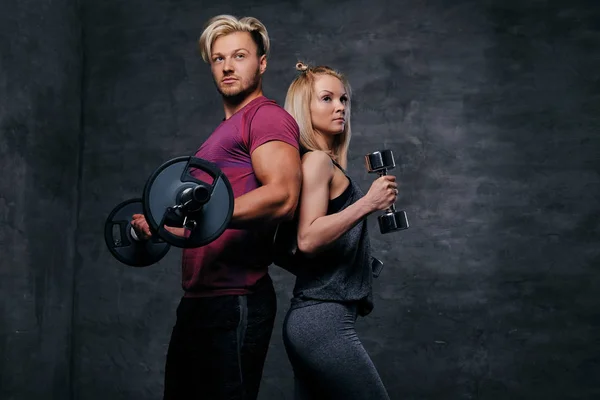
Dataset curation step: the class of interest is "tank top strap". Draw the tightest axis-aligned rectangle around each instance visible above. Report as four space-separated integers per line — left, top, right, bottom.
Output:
330 158 346 175
300 148 347 175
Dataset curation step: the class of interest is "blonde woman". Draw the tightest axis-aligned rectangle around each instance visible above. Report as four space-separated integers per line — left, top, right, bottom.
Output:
131 15 301 400
276 63 396 399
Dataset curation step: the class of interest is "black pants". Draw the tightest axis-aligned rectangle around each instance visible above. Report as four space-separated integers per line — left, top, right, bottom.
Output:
163 278 277 400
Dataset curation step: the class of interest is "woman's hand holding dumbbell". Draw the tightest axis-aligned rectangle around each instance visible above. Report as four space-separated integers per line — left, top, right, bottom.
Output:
363 175 398 213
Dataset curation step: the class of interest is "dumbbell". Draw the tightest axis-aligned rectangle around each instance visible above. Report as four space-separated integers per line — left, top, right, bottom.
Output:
103 156 234 267
365 149 409 234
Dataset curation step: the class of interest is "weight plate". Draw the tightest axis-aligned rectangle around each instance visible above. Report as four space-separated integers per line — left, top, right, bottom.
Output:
104 198 171 267
142 156 234 248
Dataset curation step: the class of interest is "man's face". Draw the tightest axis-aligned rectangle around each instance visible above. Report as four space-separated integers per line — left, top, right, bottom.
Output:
210 31 266 99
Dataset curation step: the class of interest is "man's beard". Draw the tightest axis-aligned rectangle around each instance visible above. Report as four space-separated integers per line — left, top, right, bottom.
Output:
215 67 261 105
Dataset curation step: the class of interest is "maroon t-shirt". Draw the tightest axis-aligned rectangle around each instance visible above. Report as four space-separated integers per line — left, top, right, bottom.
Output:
181 96 300 297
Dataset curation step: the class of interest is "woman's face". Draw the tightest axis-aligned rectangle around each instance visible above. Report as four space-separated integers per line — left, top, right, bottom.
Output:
310 74 348 137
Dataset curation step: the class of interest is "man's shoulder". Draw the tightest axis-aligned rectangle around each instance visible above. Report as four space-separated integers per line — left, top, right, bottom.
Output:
246 96 294 121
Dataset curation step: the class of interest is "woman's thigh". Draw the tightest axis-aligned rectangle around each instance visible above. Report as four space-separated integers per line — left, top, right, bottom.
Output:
283 301 390 400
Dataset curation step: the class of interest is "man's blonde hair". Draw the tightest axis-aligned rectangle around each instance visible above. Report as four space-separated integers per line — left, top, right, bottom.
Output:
198 15 270 63
284 62 352 169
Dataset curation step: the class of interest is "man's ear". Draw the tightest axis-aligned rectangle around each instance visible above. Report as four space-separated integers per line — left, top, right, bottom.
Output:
259 54 267 74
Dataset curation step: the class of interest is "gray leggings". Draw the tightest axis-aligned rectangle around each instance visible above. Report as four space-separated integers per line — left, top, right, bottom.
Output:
282 301 390 400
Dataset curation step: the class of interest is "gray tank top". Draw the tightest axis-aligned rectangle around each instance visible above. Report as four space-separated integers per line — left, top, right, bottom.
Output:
282 159 375 316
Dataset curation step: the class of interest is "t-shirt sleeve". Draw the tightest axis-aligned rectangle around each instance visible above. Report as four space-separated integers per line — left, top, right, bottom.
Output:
247 105 300 154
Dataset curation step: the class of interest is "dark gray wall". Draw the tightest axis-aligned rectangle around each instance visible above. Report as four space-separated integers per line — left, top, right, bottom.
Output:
0 0 82 399
2 0 599 399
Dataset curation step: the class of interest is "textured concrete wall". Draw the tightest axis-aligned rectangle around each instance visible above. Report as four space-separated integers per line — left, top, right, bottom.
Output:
2 0 599 398
75 1 600 398
0 0 82 399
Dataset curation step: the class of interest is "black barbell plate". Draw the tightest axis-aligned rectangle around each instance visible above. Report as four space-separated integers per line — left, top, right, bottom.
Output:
142 156 234 248
104 198 171 267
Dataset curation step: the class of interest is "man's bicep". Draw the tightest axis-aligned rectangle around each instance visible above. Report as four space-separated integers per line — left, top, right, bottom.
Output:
251 140 301 186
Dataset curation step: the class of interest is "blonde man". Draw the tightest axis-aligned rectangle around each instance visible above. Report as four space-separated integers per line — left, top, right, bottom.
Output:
276 63 395 399
132 14 301 400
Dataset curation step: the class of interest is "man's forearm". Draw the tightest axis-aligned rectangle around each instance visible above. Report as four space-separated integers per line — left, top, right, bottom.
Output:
153 184 296 236
164 226 185 237
228 183 297 229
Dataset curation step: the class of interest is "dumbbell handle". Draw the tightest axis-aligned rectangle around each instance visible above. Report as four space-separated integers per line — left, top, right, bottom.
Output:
130 226 142 241
376 169 397 213
178 185 211 213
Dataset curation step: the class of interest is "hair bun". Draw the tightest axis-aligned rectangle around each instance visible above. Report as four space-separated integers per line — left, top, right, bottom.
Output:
296 62 309 72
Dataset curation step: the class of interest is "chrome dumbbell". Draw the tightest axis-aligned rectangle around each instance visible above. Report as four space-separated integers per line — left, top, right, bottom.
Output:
365 149 409 234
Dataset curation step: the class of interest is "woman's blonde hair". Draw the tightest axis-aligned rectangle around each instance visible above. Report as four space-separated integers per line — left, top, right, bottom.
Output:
198 15 270 63
284 62 352 169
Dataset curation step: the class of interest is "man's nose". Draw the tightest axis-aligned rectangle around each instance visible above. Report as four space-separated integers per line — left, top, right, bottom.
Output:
223 57 234 72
